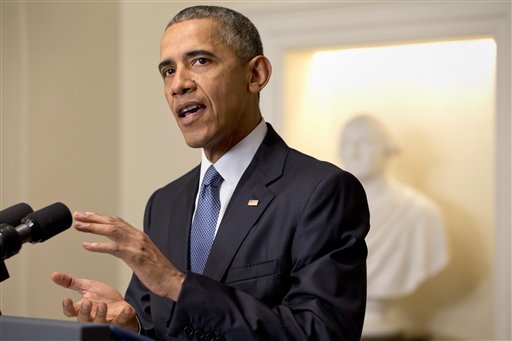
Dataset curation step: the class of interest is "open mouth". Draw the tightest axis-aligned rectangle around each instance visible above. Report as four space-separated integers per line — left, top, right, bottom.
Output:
178 103 206 118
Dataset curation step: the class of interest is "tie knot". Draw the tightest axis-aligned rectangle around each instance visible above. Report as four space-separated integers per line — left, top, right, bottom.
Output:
203 166 223 187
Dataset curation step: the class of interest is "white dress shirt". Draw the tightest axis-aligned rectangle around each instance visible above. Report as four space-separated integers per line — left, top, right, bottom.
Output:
195 119 267 236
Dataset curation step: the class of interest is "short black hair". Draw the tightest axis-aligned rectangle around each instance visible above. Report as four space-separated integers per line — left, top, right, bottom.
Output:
167 5 264 61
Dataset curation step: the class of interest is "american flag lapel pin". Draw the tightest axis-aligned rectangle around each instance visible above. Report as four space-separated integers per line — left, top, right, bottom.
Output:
248 199 259 206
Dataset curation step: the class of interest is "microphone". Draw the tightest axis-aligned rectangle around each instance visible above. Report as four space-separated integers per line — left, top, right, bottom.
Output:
0 202 33 226
0 202 72 260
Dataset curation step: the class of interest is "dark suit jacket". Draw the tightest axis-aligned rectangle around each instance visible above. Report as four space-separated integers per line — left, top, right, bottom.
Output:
125 124 370 341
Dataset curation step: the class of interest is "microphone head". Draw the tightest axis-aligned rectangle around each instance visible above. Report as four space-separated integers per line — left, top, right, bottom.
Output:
0 203 33 226
23 202 72 243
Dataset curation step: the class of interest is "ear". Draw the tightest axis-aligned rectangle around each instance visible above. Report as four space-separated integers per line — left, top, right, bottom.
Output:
247 56 272 94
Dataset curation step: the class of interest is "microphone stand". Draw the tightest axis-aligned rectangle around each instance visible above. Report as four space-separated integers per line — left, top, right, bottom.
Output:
0 260 8 315
0 260 9 283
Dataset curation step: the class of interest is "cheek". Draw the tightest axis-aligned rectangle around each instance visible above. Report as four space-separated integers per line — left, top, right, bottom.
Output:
207 73 246 103
163 88 178 115
163 86 172 104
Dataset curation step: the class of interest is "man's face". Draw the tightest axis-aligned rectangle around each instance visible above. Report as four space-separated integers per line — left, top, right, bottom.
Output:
159 18 256 162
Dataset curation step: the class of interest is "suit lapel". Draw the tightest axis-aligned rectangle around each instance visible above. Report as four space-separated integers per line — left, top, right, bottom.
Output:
167 167 200 272
203 124 288 280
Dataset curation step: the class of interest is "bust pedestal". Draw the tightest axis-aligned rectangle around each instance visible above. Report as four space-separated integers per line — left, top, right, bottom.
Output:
362 299 401 339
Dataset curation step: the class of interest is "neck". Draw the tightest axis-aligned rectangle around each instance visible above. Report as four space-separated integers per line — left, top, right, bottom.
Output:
204 115 262 163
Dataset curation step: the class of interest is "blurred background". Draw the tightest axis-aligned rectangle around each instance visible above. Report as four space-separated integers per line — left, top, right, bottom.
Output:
1 1 510 340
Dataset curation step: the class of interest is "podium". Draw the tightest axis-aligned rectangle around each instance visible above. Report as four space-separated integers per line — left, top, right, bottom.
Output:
0 315 154 341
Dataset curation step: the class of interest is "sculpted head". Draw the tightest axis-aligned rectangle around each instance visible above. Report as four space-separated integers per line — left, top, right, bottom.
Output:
340 114 399 181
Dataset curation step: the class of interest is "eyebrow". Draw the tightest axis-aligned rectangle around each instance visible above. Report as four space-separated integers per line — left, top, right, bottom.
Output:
158 49 217 73
158 60 171 74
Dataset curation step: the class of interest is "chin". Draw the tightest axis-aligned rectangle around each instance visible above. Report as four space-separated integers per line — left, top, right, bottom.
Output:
179 130 204 148
184 140 205 149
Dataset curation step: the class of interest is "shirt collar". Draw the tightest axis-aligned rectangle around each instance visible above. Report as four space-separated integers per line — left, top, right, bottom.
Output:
199 119 267 187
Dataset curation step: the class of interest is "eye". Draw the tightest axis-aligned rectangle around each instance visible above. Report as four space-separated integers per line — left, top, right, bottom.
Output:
161 67 175 78
195 58 209 65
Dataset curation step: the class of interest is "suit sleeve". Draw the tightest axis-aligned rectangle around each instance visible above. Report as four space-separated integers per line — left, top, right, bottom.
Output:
168 170 369 341
124 192 157 339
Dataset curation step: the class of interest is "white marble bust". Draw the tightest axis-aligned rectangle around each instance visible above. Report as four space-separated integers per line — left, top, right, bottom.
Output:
340 114 449 337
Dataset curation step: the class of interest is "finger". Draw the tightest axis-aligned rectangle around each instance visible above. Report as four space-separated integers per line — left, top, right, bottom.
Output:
75 221 134 242
74 220 114 236
93 302 108 323
62 297 78 317
77 299 93 322
51 272 75 289
51 272 88 293
74 214 141 244
113 305 135 326
82 241 121 256
74 211 101 223
74 211 124 226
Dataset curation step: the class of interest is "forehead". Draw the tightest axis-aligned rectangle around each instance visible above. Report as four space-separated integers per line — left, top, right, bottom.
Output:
160 18 227 59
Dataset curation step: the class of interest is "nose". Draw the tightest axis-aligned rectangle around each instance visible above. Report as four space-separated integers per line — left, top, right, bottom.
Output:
171 68 196 96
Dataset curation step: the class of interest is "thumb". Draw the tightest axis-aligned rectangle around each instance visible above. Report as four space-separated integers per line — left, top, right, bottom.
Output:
51 272 86 292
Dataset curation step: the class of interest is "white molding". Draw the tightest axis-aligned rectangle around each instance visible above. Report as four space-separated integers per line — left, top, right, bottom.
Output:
493 4 512 338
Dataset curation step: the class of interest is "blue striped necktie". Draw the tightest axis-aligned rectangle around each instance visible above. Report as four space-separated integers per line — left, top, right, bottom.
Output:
189 165 224 274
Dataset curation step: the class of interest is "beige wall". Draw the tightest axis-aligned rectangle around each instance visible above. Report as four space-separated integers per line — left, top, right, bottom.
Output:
1 1 510 340
1 2 121 319
117 1 201 289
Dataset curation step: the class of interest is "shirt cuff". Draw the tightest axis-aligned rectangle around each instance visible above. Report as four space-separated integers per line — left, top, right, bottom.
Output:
135 314 142 335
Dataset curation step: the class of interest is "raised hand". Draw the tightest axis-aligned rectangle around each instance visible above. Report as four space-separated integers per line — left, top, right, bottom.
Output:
73 212 185 301
51 272 138 332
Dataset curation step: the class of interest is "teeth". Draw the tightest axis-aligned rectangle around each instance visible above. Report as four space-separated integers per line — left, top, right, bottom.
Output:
178 103 205 118
182 105 201 114
181 104 201 116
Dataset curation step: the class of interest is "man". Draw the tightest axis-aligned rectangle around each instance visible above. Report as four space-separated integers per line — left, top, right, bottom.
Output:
52 5 369 340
